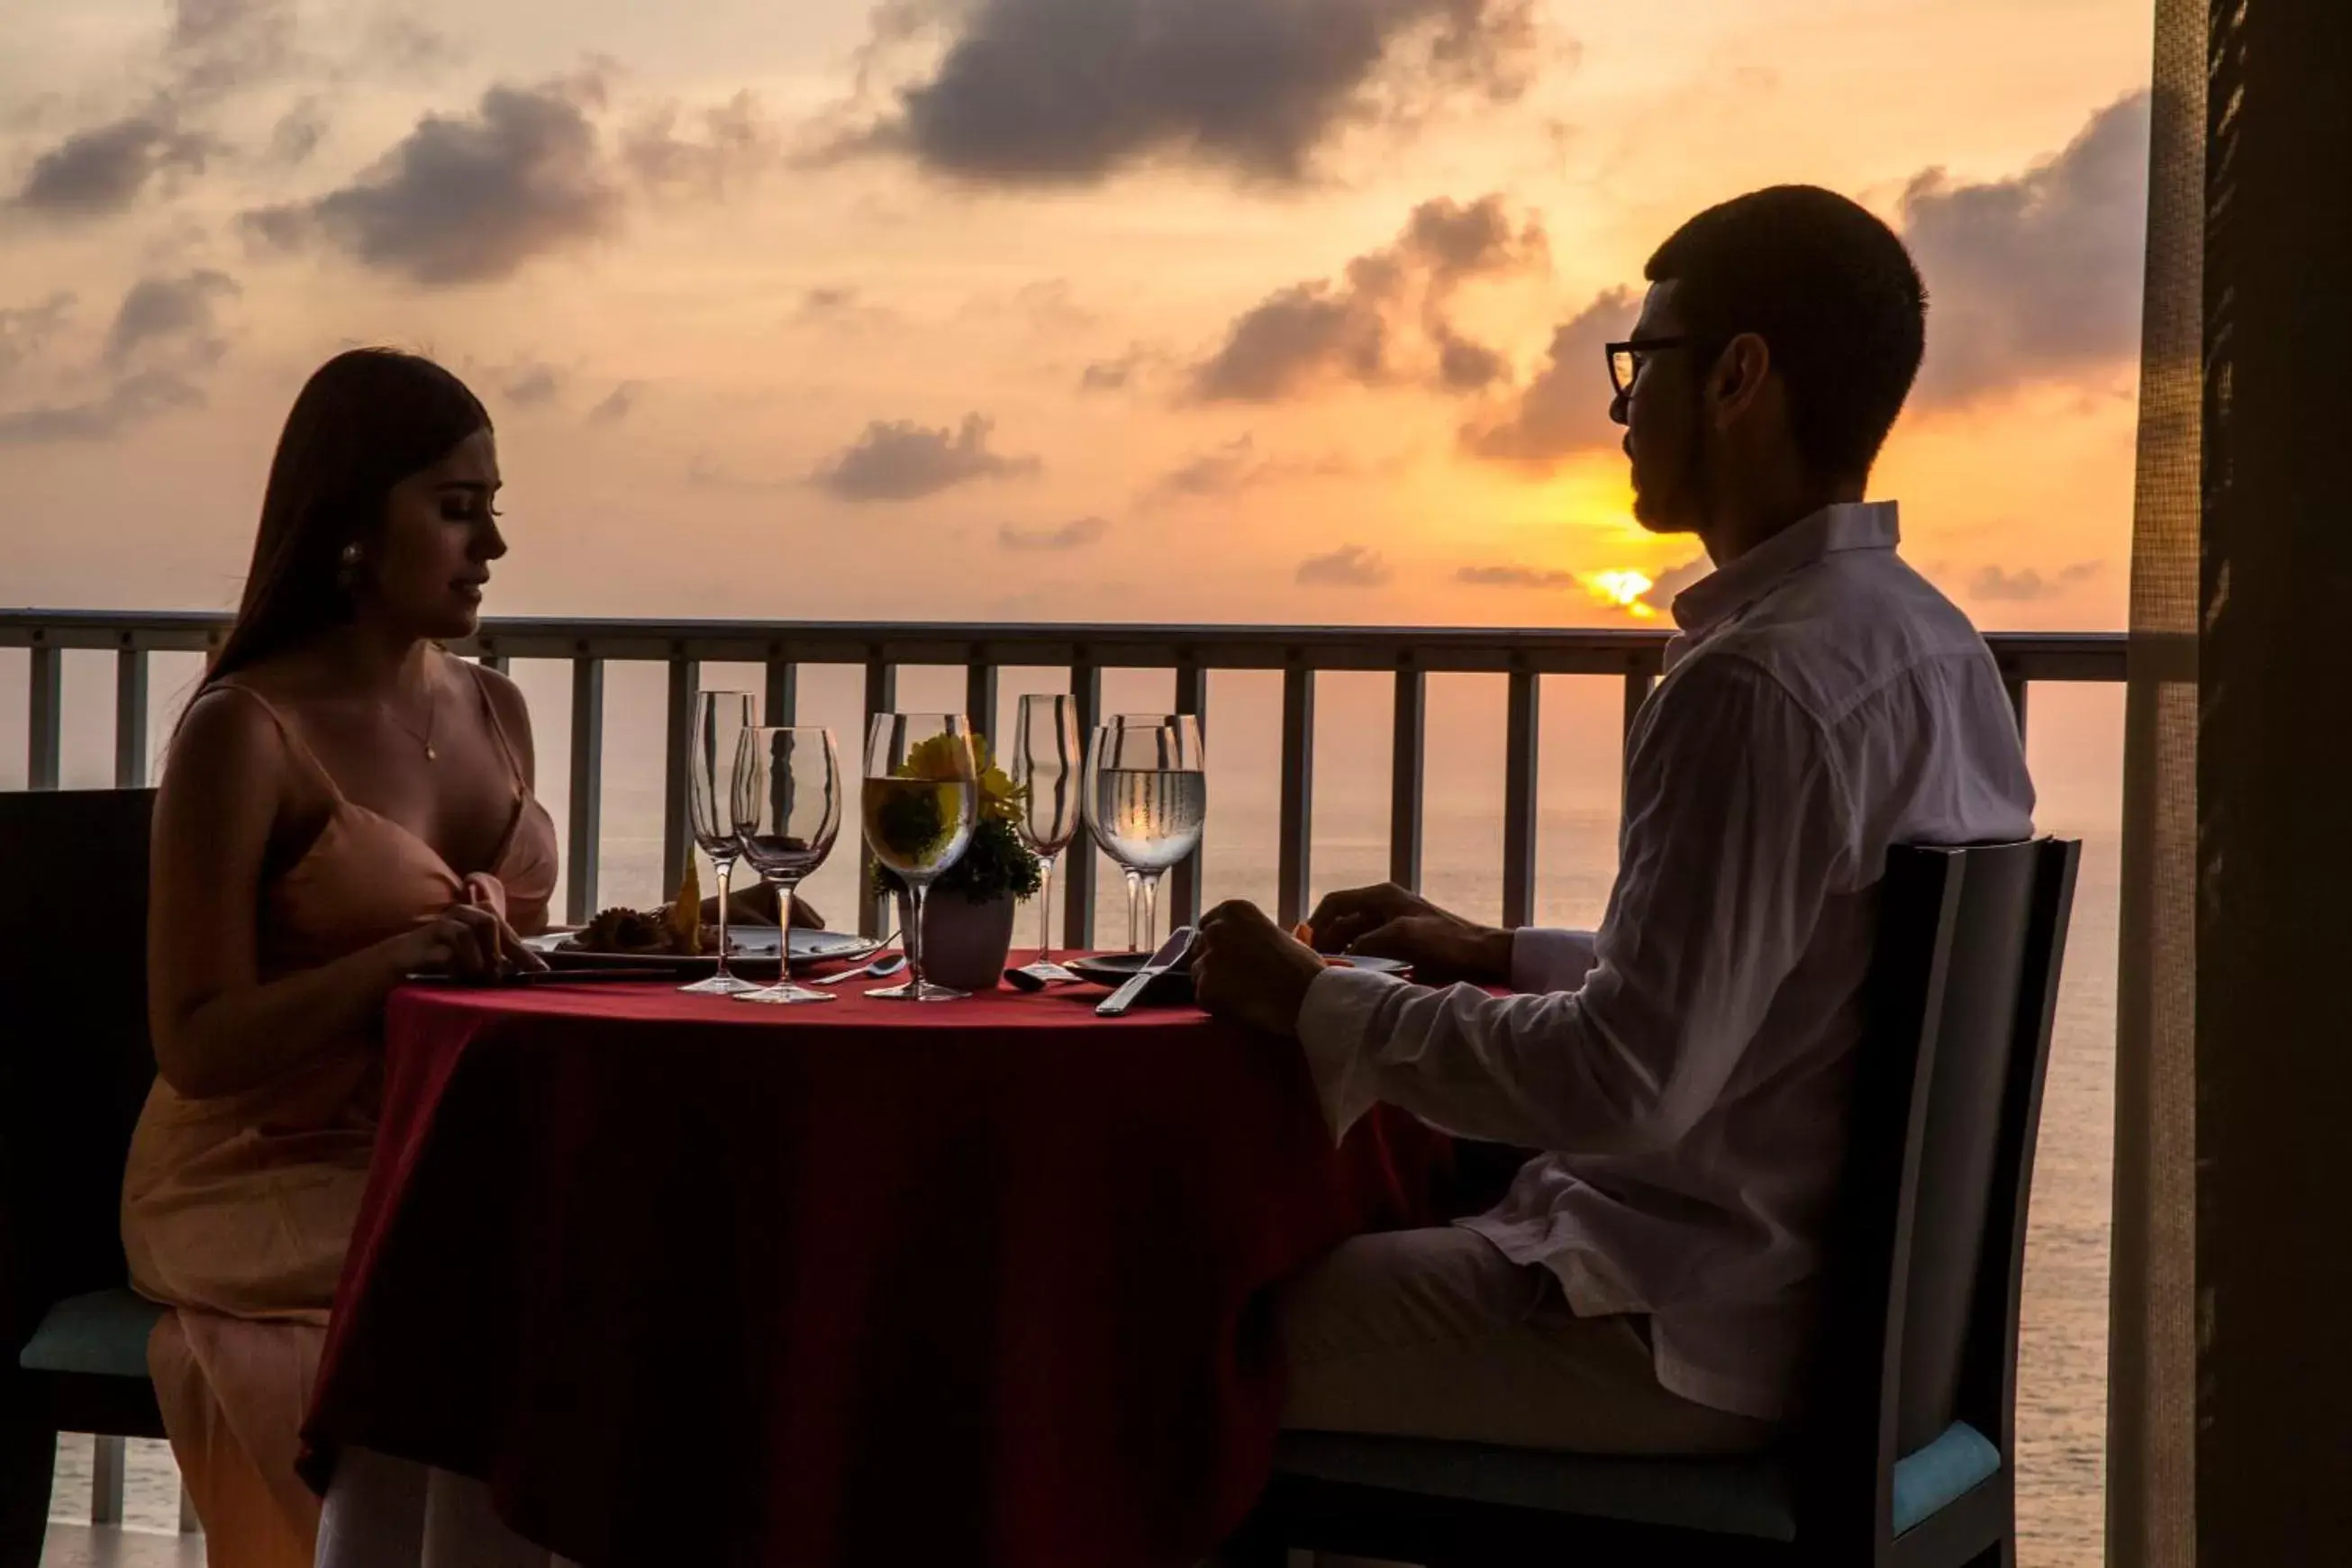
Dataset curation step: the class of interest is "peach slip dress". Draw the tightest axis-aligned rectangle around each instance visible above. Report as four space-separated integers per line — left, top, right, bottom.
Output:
122 665 557 1568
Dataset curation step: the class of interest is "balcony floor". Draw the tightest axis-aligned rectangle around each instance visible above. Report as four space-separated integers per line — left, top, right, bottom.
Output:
39 1527 204 1568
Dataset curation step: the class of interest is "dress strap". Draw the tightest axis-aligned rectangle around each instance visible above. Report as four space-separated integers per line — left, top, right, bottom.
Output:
205 681 350 805
456 657 530 798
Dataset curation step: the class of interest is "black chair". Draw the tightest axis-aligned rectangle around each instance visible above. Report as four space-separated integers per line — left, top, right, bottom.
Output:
0 789 172 1565
1229 838 2081 1568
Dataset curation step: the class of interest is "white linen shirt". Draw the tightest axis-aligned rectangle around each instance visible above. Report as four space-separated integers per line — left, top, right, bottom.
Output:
1296 502 2035 1420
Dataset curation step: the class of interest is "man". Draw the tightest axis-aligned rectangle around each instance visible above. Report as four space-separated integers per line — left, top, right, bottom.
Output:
1192 186 2035 1452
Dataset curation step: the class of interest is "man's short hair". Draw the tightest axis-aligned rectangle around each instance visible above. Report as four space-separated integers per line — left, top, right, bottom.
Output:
1646 186 1927 483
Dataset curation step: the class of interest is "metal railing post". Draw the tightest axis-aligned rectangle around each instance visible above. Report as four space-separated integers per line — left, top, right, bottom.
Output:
28 643 60 791
115 645 149 788
91 1436 124 1526
1277 661 1315 929
566 656 605 923
1170 657 1207 927
661 657 700 894
1503 667 1539 928
966 656 999 748
1389 664 1426 892
764 655 797 729
2004 675 2030 741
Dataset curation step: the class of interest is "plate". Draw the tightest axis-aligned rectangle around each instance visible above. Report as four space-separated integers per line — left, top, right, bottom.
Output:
522 928 877 976
1066 950 1410 1002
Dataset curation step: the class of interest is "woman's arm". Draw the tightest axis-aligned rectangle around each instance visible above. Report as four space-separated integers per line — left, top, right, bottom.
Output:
147 691 482 1100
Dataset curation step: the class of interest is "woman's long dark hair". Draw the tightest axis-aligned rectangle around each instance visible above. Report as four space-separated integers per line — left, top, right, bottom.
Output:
204 349 491 689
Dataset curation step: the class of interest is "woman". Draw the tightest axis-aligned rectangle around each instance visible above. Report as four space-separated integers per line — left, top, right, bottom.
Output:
127 349 558 1565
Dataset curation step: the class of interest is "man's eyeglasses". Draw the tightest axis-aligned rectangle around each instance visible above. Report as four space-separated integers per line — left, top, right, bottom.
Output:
1605 337 1696 399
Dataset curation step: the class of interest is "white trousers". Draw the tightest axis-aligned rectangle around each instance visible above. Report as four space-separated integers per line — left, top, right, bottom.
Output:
314 1447 580 1568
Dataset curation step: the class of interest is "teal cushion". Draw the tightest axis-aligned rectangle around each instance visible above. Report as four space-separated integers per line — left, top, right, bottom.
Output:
1272 1419 2002 1543
18 1289 165 1380
1892 1421 2001 1535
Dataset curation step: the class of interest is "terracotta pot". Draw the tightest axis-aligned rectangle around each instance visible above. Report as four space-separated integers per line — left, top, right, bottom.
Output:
918 891 1017 992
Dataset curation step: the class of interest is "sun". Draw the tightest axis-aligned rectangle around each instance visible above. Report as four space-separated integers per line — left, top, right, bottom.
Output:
1583 568 1659 620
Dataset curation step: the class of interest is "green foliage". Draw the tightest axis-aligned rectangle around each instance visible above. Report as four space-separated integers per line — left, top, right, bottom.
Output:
873 814 1043 905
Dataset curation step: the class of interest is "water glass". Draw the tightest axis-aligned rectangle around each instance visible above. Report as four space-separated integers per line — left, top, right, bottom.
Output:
862 713 979 1002
1011 694 1083 965
731 726 843 1005
682 692 759 995
1083 715 1205 953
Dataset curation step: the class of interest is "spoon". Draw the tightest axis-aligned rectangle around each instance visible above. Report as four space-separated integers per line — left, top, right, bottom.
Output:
813 950 910 986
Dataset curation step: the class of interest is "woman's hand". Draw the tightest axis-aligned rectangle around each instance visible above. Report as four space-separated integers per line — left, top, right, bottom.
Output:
397 902 549 981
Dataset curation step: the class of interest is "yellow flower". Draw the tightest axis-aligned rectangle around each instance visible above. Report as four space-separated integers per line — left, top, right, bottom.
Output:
898 731 1028 825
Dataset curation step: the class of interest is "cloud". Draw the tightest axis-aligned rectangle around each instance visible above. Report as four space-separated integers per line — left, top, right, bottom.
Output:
11 114 214 219
497 360 563 408
1638 557 1711 612
0 369 206 445
104 270 239 367
852 0 1539 185
1000 514 1110 550
621 90 780 197
1144 432 1353 502
811 412 1041 501
1296 543 1393 588
1902 92 2150 407
268 98 329 167
168 0 298 102
1079 345 1158 392
1966 561 2101 603
1458 286 1634 468
0 294 77 379
1456 564 1575 588
1190 194 1545 403
242 77 622 286
587 380 641 422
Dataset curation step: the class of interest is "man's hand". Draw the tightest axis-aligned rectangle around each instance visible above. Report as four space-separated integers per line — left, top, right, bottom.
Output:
1304 883 1512 984
1191 900 1328 1040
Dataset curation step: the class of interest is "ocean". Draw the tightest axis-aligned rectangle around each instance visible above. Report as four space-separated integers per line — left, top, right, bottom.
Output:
25 654 2120 1565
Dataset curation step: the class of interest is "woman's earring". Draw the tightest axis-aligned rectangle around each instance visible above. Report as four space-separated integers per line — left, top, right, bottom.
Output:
337 542 361 587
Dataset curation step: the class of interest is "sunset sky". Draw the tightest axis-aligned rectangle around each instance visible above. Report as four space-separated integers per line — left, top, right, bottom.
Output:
1 0 2155 635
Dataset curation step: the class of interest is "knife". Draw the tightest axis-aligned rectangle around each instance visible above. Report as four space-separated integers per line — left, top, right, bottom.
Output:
1095 926 1197 1018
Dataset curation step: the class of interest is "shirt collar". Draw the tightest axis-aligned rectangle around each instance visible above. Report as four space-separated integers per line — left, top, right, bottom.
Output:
1667 501 1902 647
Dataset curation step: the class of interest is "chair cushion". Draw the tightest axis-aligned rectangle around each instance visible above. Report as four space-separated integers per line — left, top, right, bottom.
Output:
1270 1418 2002 1544
18 1288 166 1381
1272 1432 1800 1542
1891 1421 2000 1535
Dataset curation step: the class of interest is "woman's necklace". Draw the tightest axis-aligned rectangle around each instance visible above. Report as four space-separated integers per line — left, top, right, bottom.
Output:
383 677 441 762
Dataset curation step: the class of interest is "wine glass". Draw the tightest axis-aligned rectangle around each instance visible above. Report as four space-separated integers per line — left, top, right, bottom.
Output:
1010 694 1083 978
682 692 760 995
863 713 979 1002
730 726 844 1005
1083 715 1205 954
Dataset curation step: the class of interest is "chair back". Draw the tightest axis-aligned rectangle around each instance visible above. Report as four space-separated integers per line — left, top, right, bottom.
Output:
1801 838 2079 1546
0 790 159 1352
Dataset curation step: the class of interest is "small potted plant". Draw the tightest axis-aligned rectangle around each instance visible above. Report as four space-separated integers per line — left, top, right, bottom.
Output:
874 734 1042 990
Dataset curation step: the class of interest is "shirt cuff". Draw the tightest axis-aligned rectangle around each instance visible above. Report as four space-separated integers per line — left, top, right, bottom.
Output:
1510 928 1598 993
1295 965 1407 1145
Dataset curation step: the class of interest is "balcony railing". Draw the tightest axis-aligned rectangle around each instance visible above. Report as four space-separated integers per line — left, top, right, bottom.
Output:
1 611 2127 939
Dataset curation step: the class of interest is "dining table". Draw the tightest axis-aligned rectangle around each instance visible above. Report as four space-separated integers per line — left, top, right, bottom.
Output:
298 957 1458 1568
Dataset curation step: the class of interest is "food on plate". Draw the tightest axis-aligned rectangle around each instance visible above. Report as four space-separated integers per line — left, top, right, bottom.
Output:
568 863 719 956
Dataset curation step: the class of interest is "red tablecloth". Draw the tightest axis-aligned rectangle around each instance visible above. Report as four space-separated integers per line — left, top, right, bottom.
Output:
301 974 1451 1567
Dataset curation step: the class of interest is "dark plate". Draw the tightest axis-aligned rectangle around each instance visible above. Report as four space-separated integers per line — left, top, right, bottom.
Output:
522 928 877 976
1066 951 1410 1002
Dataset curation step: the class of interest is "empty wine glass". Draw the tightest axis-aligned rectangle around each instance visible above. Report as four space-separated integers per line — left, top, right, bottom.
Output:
1083 715 1205 954
731 726 843 1005
863 713 979 1002
682 691 759 995
1011 694 1083 975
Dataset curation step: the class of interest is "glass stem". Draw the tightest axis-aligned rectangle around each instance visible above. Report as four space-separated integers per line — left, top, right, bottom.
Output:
904 884 928 991
1123 867 1140 951
1037 854 1056 963
774 876 798 989
1140 871 1160 953
712 858 733 980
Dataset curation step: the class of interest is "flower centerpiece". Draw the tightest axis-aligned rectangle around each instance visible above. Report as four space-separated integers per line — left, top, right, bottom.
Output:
874 733 1041 988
